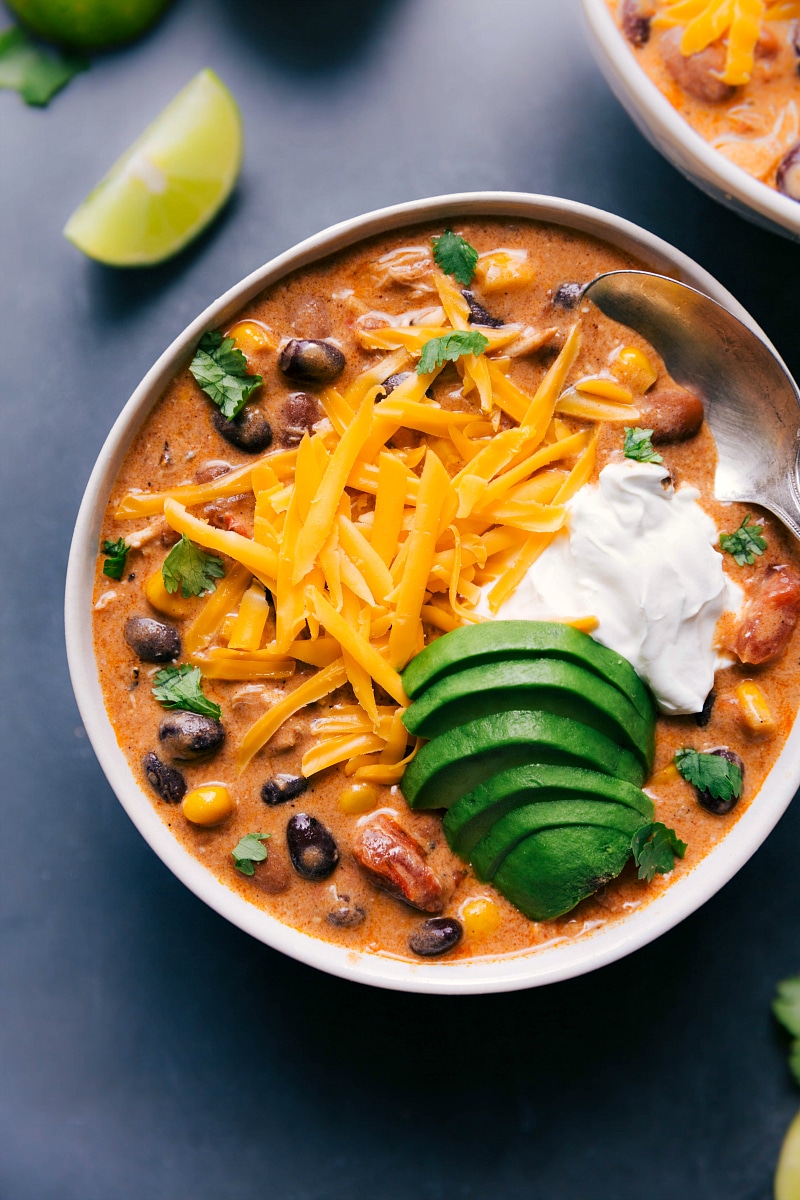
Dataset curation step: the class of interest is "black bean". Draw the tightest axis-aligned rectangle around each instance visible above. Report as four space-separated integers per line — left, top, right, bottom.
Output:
212 406 273 453
279 338 345 384
378 372 412 398
695 691 716 728
143 752 186 803
696 748 745 815
327 896 367 928
286 813 340 880
462 290 504 328
124 616 181 663
408 916 463 958
262 774 308 805
619 0 651 46
552 282 584 309
777 142 800 202
279 392 323 446
158 712 225 762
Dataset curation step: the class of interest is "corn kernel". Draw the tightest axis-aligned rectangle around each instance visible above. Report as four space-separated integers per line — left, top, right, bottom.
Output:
338 782 378 815
182 784 234 826
648 762 681 790
461 896 501 939
735 681 776 736
144 569 197 619
473 249 534 293
609 345 658 392
226 319 276 355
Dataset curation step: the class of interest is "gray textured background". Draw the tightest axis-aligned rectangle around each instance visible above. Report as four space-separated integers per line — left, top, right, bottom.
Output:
2 1 800 1197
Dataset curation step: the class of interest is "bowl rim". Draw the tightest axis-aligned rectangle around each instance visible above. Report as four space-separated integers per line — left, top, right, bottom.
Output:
65 189 800 994
581 0 800 241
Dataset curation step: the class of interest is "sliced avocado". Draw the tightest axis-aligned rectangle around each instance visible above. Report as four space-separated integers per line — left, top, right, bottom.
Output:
443 763 654 859
402 619 654 721
491 825 634 921
400 710 646 811
470 797 647 882
403 658 654 770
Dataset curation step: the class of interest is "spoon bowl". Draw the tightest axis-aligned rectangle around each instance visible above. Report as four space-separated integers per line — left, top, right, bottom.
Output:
585 271 800 541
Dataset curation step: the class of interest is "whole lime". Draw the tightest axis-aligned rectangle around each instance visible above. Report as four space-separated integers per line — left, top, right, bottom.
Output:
5 0 171 51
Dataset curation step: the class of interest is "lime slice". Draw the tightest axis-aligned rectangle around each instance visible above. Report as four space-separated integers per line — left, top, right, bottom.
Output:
7 0 171 51
63 69 242 267
776 1109 800 1200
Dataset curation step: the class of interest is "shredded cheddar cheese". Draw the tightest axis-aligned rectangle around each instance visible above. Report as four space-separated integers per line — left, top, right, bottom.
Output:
655 0 773 85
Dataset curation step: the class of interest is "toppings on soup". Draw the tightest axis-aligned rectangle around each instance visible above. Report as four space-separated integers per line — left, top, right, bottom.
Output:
91 217 800 961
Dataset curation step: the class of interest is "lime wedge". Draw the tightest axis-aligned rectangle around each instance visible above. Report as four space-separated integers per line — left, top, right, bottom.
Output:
63 69 242 267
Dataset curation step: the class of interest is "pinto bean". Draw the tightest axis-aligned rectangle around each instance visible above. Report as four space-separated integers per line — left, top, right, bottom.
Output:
279 392 323 446
286 813 340 879
462 290 504 328
619 0 653 46
261 774 308 805
734 564 800 665
352 814 444 913
142 752 186 803
379 372 412 397
408 916 463 957
552 282 584 310
637 384 704 443
659 28 737 103
278 339 345 384
212 406 273 453
777 142 800 202
158 712 225 762
327 895 367 928
124 616 181 662
252 849 291 895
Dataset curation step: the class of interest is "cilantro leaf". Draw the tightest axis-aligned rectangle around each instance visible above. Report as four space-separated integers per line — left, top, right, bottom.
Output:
161 534 225 598
719 514 767 566
623 426 663 464
232 832 271 876
151 664 222 719
674 748 743 803
0 26 87 106
631 822 687 883
432 229 479 286
189 330 263 420
101 537 130 581
774 976 800 1086
417 330 489 375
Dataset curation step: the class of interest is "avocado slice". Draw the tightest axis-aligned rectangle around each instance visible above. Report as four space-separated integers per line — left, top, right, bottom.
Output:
469 797 647 882
402 619 654 721
403 658 654 770
443 763 654 858
400 709 646 810
491 825 635 921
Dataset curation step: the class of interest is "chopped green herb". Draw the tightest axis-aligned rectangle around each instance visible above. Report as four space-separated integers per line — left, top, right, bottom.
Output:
101 537 130 581
189 330 263 421
674 747 743 803
774 976 800 1086
719 514 767 566
432 229 479 287
0 27 87 107
162 534 224 598
631 822 687 883
417 330 489 376
623 426 663 464
151 664 222 719
232 832 271 876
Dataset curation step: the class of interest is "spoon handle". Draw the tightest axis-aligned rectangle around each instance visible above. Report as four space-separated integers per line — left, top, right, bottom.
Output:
585 271 800 543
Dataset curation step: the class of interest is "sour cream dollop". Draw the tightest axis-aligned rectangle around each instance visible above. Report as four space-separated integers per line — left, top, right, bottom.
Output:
476 461 742 716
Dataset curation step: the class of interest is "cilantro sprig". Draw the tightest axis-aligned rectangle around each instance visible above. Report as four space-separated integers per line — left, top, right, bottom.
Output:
623 426 663 465
719 514 767 566
0 27 87 107
774 976 800 1086
417 330 489 375
674 748 743 804
189 330 263 421
432 230 479 287
631 822 687 883
101 537 130 581
232 832 271 876
162 534 225 598
151 664 222 719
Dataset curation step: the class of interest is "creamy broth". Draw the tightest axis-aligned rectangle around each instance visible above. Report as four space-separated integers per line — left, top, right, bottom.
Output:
92 217 800 962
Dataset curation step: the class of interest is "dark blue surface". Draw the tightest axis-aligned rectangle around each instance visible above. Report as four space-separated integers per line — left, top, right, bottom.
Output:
2 1 800 1196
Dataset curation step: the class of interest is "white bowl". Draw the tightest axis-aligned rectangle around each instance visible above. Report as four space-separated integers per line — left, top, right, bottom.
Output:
581 0 800 243
65 191 800 993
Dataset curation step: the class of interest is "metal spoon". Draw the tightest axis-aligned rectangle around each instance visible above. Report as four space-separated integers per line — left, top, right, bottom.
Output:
584 270 800 541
